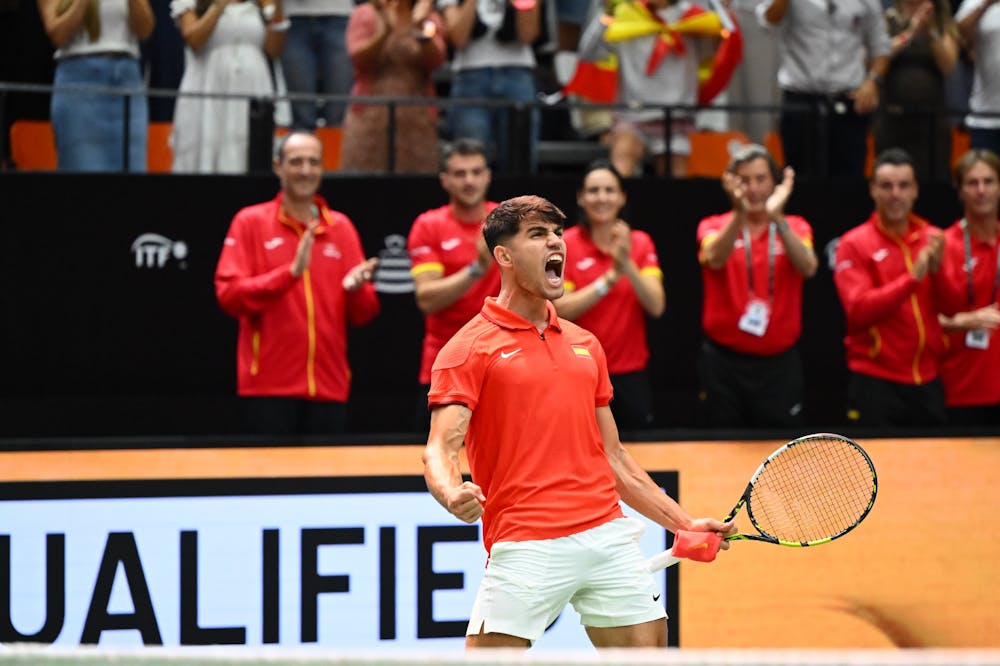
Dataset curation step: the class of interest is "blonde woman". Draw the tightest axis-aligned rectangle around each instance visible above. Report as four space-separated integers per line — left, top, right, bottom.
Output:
38 0 154 171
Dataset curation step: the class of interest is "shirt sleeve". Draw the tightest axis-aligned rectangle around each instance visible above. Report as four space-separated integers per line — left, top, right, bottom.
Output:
214 211 298 318
428 334 486 410
591 336 614 407
346 4 378 67
863 0 892 57
340 217 381 327
954 0 982 23
408 214 444 276
577 11 614 61
633 231 662 273
833 232 919 334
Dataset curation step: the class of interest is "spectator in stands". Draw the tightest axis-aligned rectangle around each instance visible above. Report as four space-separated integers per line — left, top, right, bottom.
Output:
937 149 1000 425
408 139 499 430
554 161 665 430
576 0 717 177
956 0 1000 154
759 0 891 179
38 0 155 172
339 0 447 173
214 131 380 435
696 144 817 427
873 0 959 182
727 0 781 144
833 148 959 426
439 0 542 173
170 0 286 174
281 0 354 129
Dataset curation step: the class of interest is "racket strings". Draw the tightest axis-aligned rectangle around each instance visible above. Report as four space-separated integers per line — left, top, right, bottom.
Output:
748 436 875 544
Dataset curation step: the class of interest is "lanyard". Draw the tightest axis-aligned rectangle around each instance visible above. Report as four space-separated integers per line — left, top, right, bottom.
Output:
960 218 1000 307
743 222 776 302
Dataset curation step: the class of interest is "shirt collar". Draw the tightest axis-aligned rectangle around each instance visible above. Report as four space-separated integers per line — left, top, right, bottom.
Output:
481 298 563 333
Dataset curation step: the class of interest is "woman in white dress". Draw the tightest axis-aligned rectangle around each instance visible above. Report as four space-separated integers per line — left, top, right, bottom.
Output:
171 0 286 173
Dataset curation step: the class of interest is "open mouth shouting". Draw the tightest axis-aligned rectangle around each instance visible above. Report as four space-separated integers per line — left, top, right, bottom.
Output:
545 253 565 286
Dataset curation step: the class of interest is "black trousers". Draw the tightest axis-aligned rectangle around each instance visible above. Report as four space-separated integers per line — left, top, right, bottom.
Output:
698 339 805 428
780 89 870 179
846 372 946 427
240 396 347 435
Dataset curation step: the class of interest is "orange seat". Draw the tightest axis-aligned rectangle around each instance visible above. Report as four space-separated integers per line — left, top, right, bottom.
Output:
687 130 751 178
10 120 57 171
147 121 174 173
316 126 343 171
951 125 971 174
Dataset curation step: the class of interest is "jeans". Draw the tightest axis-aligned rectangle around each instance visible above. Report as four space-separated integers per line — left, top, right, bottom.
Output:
281 15 353 128
51 55 148 172
969 126 1000 157
449 66 537 173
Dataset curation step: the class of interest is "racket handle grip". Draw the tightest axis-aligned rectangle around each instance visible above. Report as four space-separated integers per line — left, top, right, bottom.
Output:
645 547 680 572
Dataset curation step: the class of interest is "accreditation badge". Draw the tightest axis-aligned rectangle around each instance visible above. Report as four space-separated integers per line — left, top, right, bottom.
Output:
738 298 770 337
965 329 990 350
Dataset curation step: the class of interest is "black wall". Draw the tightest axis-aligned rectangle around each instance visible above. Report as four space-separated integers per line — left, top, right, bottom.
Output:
0 173 965 437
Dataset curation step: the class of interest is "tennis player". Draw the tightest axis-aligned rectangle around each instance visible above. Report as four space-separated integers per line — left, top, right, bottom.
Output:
422 195 736 649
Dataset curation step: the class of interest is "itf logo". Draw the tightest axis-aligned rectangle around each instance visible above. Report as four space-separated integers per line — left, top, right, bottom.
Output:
131 233 189 269
373 234 414 294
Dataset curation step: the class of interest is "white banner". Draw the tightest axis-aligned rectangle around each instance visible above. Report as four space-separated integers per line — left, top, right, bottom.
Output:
1 478 669 650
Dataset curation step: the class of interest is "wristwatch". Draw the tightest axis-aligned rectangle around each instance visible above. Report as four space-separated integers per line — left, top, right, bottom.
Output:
468 260 484 279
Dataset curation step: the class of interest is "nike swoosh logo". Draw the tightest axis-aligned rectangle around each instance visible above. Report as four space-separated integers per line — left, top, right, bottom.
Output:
653 593 661 602
500 348 522 359
690 542 709 550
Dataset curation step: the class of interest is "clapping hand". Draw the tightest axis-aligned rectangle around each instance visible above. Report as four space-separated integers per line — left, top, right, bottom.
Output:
343 257 380 291
765 167 795 220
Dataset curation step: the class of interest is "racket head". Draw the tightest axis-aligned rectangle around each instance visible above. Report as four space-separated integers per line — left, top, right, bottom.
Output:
741 433 877 547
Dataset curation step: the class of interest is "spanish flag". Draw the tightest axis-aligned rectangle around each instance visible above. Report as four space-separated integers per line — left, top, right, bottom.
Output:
563 0 742 106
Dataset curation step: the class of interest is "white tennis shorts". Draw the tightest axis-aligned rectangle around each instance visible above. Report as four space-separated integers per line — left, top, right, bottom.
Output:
466 517 667 643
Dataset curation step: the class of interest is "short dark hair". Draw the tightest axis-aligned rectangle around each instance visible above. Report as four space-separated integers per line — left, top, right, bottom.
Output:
483 195 566 253
953 148 1000 187
871 147 917 181
726 143 781 183
439 138 488 173
274 130 322 164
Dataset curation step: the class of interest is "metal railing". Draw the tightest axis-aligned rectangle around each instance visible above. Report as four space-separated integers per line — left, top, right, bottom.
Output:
1 79 991 178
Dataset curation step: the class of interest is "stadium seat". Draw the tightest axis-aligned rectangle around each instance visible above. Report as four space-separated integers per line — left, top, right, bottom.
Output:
10 120 57 171
147 121 174 173
687 130 751 178
275 126 343 171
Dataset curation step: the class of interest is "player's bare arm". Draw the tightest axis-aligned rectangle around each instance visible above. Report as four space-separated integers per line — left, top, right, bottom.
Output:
595 406 735 540
423 403 485 523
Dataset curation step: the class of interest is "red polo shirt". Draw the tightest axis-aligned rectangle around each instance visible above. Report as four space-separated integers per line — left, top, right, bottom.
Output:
408 203 500 383
562 225 662 374
697 213 813 355
938 220 1000 406
428 298 623 555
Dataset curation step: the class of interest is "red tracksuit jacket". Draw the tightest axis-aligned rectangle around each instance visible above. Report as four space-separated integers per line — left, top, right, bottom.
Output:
215 193 379 401
834 212 958 385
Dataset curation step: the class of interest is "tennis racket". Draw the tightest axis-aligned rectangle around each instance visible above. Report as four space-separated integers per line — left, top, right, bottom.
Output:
645 432 878 571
